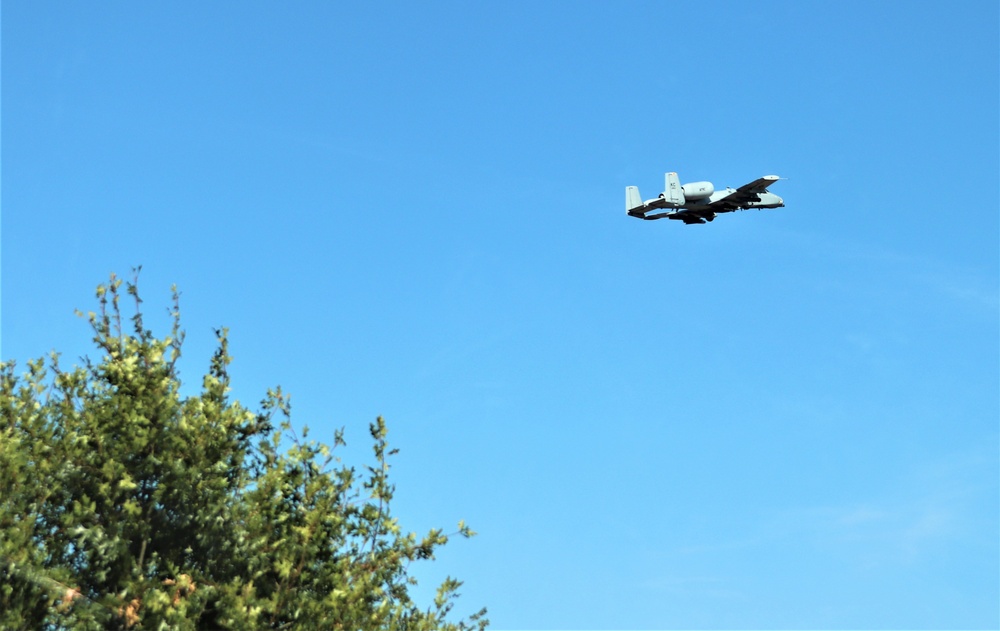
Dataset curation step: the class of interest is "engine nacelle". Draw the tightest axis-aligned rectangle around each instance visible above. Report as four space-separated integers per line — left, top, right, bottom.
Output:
682 181 714 200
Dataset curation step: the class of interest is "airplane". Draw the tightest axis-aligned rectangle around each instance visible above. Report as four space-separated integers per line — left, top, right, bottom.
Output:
626 172 785 224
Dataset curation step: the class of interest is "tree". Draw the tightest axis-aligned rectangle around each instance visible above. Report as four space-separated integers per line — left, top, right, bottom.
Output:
0 272 487 630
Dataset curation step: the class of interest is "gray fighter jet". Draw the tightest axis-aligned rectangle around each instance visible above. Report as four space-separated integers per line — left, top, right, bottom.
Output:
626 172 784 224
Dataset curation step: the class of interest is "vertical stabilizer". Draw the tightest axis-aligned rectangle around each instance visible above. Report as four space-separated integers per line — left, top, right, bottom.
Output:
625 186 643 214
665 172 685 206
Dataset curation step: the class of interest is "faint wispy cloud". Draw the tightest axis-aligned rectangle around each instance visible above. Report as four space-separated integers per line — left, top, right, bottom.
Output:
639 575 749 602
769 441 997 567
769 226 999 313
917 269 999 312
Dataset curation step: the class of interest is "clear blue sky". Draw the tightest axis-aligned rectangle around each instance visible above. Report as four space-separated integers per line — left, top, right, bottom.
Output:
3 2 998 628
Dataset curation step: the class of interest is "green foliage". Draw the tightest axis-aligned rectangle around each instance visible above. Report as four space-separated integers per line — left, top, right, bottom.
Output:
0 271 486 630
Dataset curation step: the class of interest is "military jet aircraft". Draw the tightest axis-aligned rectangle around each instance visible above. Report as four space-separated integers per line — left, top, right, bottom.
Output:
626 172 784 224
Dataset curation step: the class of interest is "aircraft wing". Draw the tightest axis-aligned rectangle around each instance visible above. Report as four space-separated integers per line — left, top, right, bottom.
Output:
708 175 781 211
